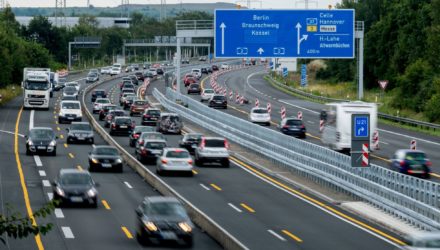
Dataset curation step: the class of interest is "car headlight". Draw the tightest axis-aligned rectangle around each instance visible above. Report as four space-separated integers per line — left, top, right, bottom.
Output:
143 221 157 231
178 222 192 233
87 188 97 197
49 140 56 147
28 140 33 146
55 187 65 197
115 158 122 163
91 158 99 164
59 111 65 116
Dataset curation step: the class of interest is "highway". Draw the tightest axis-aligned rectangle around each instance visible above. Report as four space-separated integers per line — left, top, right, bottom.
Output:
192 65 440 180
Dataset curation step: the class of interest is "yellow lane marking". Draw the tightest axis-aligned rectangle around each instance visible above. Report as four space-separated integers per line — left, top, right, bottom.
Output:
210 183 222 191
57 127 60 131
64 143 68 148
14 107 45 250
192 170 198 175
53 115 57 119
430 172 440 178
371 154 391 163
68 153 75 159
230 156 406 246
282 230 303 243
55 121 58 125
53 111 56 114
306 133 321 140
121 227 133 239
60 134 64 139
240 203 255 213
101 200 111 210
77 165 83 171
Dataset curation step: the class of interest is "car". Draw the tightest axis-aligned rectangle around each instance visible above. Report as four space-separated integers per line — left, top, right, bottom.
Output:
191 68 202 79
181 58 190 64
184 77 197 87
187 83 201 95
279 117 306 138
135 196 194 246
88 145 123 172
200 88 215 102
194 137 229 167
142 108 161 125
400 231 440 250
130 74 140 84
119 88 136 99
62 86 78 100
100 66 111 75
143 71 154 79
91 89 106 102
208 94 227 109
156 68 164 75
132 64 140 70
135 139 167 164
104 110 126 128
109 116 135 135
211 65 219 71
58 100 82 123
157 113 183 134
156 148 194 176
65 82 80 91
129 126 156 147
52 169 98 207
86 72 99 83
123 95 137 110
119 93 135 106
148 68 158 77
135 132 166 149
57 77 67 88
130 100 149 116
390 149 431 179
125 66 133 73
110 67 121 75
25 127 58 156
61 95 77 101
120 80 135 90
179 133 202 154
199 56 207 61
66 122 94 144
98 104 117 121
93 98 111 114
249 107 271 126
201 67 209 74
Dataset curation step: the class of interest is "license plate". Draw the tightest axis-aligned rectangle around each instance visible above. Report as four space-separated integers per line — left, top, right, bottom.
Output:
120 125 127 128
68 117 74 120
151 150 161 155
151 117 157 120
191 144 197 148
161 231 177 240
37 146 46 150
102 163 112 168
70 197 83 202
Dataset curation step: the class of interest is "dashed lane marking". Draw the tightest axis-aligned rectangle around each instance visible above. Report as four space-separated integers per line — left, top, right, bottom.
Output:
268 230 287 241
42 180 51 187
121 227 133 239
102 200 111 210
228 203 242 213
282 230 303 243
199 184 210 191
38 170 46 177
210 183 222 191
61 227 74 239
240 203 255 213
54 208 64 218
124 181 132 189
34 155 43 167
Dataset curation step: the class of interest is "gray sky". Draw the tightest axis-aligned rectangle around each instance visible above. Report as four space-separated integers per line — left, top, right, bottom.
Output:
8 0 341 9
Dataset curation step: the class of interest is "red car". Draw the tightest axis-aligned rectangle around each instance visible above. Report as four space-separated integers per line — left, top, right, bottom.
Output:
130 100 149 116
184 77 197 87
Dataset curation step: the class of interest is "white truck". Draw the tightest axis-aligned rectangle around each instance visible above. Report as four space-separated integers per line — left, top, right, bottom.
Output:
22 68 52 109
321 101 377 152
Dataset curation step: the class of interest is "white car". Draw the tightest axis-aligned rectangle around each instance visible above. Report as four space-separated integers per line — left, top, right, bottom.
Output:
221 64 230 70
110 67 121 76
200 88 215 102
156 148 193 176
65 82 80 91
93 98 111 113
58 100 82 123
148 68 158 77
100 67 111 74
191 69 202 79
249 107 271 126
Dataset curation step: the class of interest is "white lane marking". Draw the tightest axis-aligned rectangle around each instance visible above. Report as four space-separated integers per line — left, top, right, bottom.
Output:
47 192 53 200
234 162 401 248
379 141 389 145
200 184 211 191
377 128 440 146
42 180 51 187
61 227 75 239
279 100 320 115
54 208 64 218
0 130 25 137
29 110 35 130
34 155 43 167
228 203 243 213
124 181 133 189
307 121 315 124
268 229 287 241
38 170 46 177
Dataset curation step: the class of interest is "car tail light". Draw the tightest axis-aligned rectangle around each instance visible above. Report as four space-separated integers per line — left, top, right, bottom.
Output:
132 122 136 128
187 159 193 165
141 147 147 155
200 138 205 150
143 114 150 118
133 134 140 139
161 159 168 164
224 139 229 150
426 160 432 167
400 160 406 167
300 125 305 129
407 169 414 174
111 123 116 128
282 125 289 129
138 140 144 145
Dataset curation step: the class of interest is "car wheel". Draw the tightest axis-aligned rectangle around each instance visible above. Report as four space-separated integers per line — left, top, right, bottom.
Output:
129 140 134 147
183 237 193 247
129 112 133 116
58 118 62 124
156 169 163 176
188 171 194 177
222 159 230 168
109 130 114 135
117 165 123 173
195 158 202 166
91 199 98 208
26 147 31 156
51 149 57 156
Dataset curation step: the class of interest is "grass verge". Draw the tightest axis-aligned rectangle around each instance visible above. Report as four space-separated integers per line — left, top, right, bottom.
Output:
0 85 22 106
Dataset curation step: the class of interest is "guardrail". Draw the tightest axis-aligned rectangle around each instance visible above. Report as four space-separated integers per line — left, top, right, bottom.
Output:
266 75 440 131
154 87 440 231
81 74 247 250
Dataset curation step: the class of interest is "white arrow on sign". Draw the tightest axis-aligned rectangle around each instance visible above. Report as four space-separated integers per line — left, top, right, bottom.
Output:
296 23 308 55
257 48 264 55
220 22 226 55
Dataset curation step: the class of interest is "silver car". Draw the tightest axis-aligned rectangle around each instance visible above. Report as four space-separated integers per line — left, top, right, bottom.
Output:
156 148 193 176
93 98 111 113
200 88 215 102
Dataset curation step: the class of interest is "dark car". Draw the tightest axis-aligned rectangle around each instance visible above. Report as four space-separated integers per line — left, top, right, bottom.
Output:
135 196 193 247
187 83 201 95
390 150 431 179
120 81 135 91
208 95 227 109
201 67 209 74
135 132 166 149
88 145 123 172
91 89 106 102
158 113 183 134
211 65 219 71
109 116 135 135
129 75 139 85
130 100 149 116
279 118 306 138
66 122 94 144
135 72 144 81
129 126 156 147
123 96 137 110
52 169 98 207
179 133 202 154
104 110 126 128
135 139 167 164
25 127 58 156
86 72 99 83
142 108 161 126
98 104 117 121
156 68 164 75
143 71 154 79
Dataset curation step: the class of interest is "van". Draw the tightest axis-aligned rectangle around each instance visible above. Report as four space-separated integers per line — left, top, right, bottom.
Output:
158 113 183 134
191 68 202 79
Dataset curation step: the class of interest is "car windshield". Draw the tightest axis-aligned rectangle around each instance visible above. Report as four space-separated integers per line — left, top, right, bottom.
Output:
147 110 160 115
213 96 225 100
30 129 54 140
95 147 118 155
25 80 50 90
166 150 189 158
146 142 166 149
70 123 91 131
134 101 147 105
142 133 163 140
286 120 302 126
112 67 119 70
145 201 187 217
405 152 426 161
88 73 97 77
126 96 136 101
60 173 93 185
163 115 180 122
62 102 80 109
253 109 268 114
66 83 78 88
122 89 135 93
204 139 225 147
116 118 131 124
135 126 155 133
204 89 214 94
94 91 105 95
96 99 110 104
190 84 199 88
185 134 202 140
64 86 76 92
113 111 125 116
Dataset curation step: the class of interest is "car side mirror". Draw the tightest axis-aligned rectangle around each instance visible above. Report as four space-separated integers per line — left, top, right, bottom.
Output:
135 207 143 216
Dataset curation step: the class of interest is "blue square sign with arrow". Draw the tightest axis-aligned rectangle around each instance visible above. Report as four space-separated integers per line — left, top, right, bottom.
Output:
354 116 369 138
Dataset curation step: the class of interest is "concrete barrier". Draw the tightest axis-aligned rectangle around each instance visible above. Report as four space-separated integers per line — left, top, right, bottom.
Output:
81 74 248 250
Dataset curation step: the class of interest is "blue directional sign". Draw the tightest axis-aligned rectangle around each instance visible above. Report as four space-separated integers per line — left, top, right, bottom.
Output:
215 9 354 58
300 64 307 87
282 67 288 77
354 116 369 138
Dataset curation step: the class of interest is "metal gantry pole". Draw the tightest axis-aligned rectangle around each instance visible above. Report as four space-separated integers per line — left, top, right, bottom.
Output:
356 21 365 100
176 37 182 94
68 42 72 70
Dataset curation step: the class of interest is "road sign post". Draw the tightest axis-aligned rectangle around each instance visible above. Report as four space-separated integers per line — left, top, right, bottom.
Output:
215 9 355 58
300 64 307 87
351 114 370 167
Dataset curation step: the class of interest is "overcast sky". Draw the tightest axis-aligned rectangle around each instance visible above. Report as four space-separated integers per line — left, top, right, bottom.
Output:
8 0 341 9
